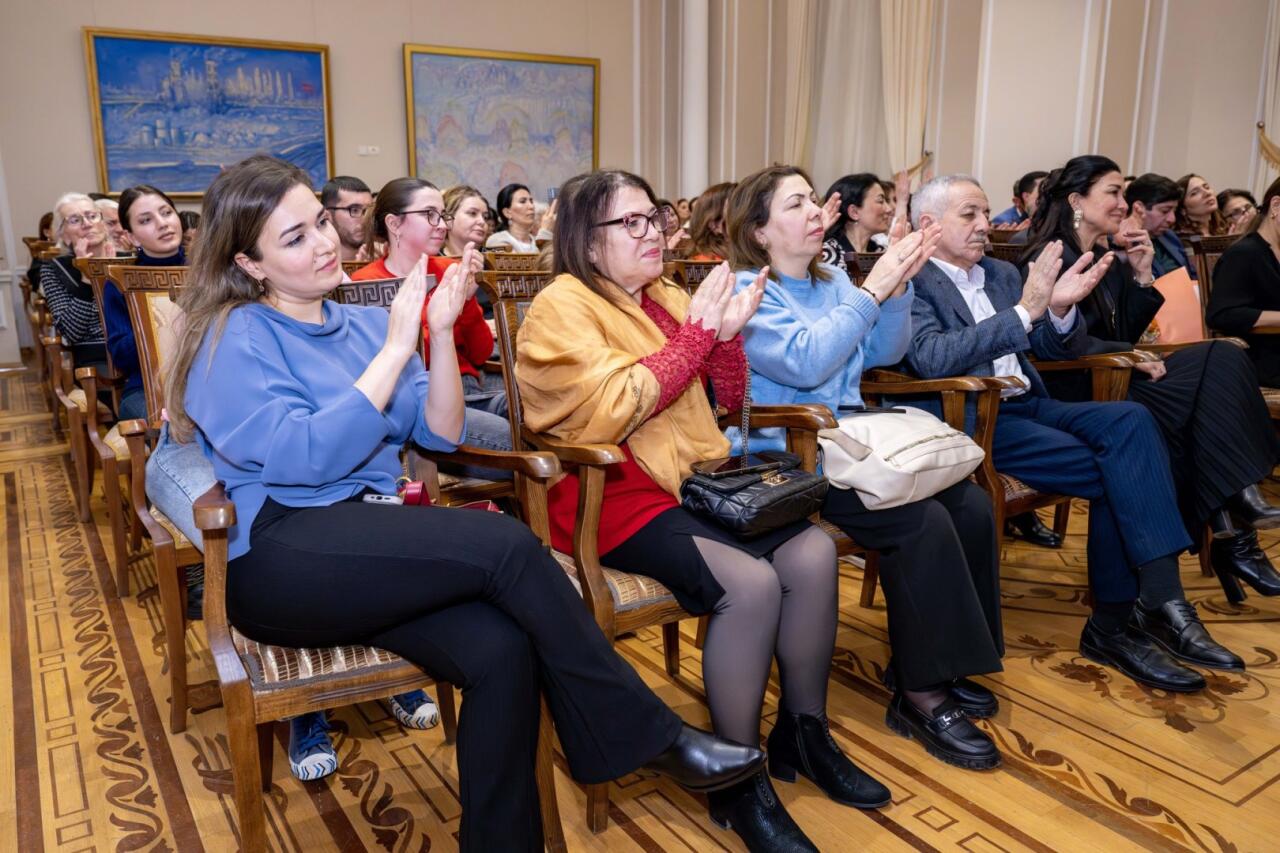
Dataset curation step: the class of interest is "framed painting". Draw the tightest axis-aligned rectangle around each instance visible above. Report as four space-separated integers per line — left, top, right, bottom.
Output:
403 44 598 203
83 28 333 198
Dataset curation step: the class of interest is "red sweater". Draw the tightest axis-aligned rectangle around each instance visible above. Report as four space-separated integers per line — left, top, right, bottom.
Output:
351 256 494 378
547 294 746 556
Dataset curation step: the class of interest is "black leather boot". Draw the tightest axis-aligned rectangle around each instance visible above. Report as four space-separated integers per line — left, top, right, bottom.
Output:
1207 508 1239 540
1226 484 1280 531
644 724 765 792
1211 530 1280 603
708 770 818 852
1005 511 1063 548
767 711 891 808
1129 599 1245 671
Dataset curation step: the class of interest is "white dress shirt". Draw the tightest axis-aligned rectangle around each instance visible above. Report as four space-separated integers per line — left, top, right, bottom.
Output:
929 258 1077 398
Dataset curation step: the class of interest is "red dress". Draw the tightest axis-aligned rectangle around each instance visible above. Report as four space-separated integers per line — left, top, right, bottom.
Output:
350 256 494 378
546 294 746 556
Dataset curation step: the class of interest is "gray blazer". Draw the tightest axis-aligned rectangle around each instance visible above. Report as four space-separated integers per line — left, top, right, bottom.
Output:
895 257 1089 431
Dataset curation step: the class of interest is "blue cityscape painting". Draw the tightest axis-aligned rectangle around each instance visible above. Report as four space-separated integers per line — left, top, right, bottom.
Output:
405 45 598 203
85 29 332 196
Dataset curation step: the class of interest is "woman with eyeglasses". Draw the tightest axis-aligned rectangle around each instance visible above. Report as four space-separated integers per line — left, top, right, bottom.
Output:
355 178 512 449
1218 189 1260 234
517 170 873 851
39 191 119 367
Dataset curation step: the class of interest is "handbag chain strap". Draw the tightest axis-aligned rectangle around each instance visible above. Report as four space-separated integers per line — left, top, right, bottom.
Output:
739 353 751 457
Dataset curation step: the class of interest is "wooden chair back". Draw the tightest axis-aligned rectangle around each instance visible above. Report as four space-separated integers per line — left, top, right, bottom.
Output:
986 243 1024 264
74 256 132 383
340 259 366 276
329 275 427 360
479 269 555 444
108 265 189 427
1184 232 1242 300
23 237 54 259
486 251 542 272
37 246 63 262
988 227 1023 244
841 251 882 285
669 259 722 292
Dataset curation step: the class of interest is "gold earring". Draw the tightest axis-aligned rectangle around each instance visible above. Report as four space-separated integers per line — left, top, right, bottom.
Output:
1072 208 1083 230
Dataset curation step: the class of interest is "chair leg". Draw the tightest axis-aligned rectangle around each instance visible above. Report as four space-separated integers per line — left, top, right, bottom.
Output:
1199 524 1215 577
859 549 880 608
1052 500 1071 538
437 681 457 745
694 615 709 651
155 544 187 733
258 720 276 792
536 697 566 853
586 782 609 833
69 411 92 522
103 459 129 597
662 621 680 677
224 685 267 852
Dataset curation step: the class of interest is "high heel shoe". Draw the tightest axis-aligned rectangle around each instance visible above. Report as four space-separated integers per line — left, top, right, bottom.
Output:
1207 508 1239 540
766 711 891 808
1210 530 1280 603
1226 484 1280 531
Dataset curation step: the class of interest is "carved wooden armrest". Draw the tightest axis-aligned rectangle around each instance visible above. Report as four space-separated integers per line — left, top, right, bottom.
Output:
193 483 236 531
731 404 838 431
521 427 626 466
1030 353 1139 371
416 445 560 479
480 359 505 374
1138 337 1248 352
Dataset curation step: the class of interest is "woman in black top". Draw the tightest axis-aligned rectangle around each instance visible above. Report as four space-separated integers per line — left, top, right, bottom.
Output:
1023 156 1280 603
40 192 121 367
1206 177 1280 385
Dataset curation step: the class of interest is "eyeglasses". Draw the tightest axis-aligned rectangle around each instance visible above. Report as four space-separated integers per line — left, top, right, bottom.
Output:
64 211 102 227
594 207 678 239
325 204 369 218
1225 202 1258 221
399 208 454 227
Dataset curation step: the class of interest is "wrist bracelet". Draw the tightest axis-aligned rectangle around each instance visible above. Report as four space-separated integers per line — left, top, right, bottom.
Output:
859 284 883 305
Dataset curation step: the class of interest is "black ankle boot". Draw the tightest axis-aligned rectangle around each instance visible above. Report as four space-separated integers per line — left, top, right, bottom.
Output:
708 770 818 852
767 711 891 808
1211 530 1280 602
1226 484 1280 531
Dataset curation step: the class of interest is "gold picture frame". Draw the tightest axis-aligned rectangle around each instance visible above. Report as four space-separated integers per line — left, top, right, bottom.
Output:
83 27 334 198
403 43 599 202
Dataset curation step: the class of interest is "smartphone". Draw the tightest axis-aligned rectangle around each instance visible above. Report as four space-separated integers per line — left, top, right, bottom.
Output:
547 186 558 202
363 493 404 506
837 404 906 415
692 454 781 479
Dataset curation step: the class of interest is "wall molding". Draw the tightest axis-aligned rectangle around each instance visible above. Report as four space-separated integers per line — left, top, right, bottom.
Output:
1142 0 1169 172
1071 0 1095 155
1127 0 1152 170
1090 0 1112 153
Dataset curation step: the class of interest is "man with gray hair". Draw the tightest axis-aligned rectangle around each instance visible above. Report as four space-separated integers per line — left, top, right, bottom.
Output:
900 174 1241 696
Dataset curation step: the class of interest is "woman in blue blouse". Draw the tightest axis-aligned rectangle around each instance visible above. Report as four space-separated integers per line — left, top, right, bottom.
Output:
727 165 1006 773
163 155 762 851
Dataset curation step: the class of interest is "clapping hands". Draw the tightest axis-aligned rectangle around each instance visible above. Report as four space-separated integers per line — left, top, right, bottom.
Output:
687 261 768 341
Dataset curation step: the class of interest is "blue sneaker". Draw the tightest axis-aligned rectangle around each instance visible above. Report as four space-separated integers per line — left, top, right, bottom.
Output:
387 690 440 730
288 712 338 781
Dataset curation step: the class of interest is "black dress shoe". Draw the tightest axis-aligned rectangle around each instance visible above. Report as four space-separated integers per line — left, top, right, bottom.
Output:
1005 512 1063 548
1211 530 1280 603
1078 619 1205 692
767 711 891 808
708 771 818 852
644 724 765 793
1130 600 1245 671
885 692 1001 770
1226 484 1280 531
883 663 998 718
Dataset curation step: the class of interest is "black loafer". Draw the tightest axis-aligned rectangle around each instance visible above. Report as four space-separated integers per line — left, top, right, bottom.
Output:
1130 600 1245 671
1079 619 1205 692
885 692 1001 771
644 724 765 793
1005 512 1063 548
884 664 998 719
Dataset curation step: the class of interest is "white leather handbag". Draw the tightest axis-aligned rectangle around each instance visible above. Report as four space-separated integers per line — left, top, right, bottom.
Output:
817 407 985 509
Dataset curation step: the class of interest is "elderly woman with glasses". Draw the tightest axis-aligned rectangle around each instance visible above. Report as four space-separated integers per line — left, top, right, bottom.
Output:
39 191 119 367
353 177 511 455
516 170 886 852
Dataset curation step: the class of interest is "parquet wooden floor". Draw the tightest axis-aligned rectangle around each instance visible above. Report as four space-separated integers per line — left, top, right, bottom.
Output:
2 360 1277 851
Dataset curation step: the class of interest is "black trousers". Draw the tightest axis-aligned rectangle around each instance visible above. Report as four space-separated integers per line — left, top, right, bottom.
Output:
227 497 682 853
821 480 1004 690
1127 341 1280 537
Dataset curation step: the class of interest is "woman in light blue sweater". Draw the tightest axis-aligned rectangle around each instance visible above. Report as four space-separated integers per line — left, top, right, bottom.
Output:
162 155 763 852
727 165 1006 773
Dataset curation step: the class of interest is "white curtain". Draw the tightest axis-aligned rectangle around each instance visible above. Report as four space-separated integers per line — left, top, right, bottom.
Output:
879 0 936 175
807 0 891 193
1252 0 1280 198
781 0 821 168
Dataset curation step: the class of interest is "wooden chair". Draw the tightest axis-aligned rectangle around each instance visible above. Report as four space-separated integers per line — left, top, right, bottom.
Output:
36 247 67 431
989 227 1023 244
340 259 366 276
481 271 835 832
986 243 1025 265
114 267 568 851
668 259 722 291
841 251 883 285
72 257 132 535
1183 232 1243 304
486 251 542 272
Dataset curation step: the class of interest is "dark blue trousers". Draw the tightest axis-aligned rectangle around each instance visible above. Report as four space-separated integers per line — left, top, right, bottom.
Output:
992 395 1192 604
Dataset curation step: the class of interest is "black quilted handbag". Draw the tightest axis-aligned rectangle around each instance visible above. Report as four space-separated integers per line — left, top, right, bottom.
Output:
680 361 828 539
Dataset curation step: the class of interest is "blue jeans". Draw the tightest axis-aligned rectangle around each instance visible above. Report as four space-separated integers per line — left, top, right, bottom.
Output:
457 406 514 482
117 386 147 422
145 424 217 551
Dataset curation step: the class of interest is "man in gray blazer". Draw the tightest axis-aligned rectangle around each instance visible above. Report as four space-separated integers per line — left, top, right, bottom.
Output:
899 174 1240 699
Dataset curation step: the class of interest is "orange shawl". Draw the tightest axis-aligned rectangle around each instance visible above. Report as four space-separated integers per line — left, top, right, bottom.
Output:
516 274 731 497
